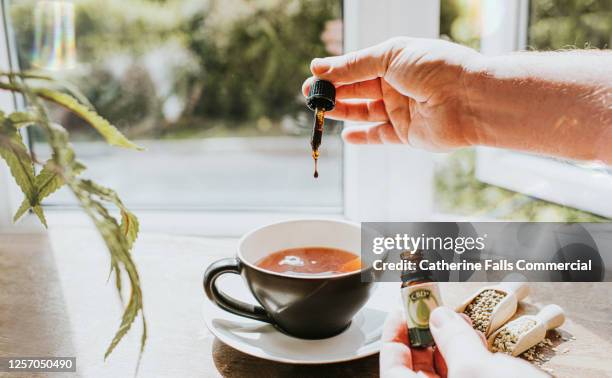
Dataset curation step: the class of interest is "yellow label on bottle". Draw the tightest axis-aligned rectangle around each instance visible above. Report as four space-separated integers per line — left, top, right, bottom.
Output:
402 283 441 329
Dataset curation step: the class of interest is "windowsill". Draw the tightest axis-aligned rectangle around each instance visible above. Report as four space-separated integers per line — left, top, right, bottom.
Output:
42 208 345 237
8 208 498 238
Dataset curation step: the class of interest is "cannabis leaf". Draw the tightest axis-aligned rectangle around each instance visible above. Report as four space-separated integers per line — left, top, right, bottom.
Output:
0 73 146 366
73 179 144 359
13 156 86 223
0 82 144 150
36 89 144 151
1 71 94 109
0 112 46 225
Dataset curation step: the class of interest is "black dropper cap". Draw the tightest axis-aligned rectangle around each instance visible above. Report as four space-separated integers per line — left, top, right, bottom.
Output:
307 79 336 111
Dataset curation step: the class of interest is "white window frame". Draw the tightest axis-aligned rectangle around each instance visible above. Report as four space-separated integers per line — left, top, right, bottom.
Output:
0 0 441 235
476 0 612 218
343 0 439 222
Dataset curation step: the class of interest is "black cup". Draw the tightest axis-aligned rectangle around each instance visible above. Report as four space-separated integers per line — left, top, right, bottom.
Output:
203 219 375 339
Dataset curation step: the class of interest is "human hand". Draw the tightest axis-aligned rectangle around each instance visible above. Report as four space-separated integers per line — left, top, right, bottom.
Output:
302 38 482 151
380 306 548 378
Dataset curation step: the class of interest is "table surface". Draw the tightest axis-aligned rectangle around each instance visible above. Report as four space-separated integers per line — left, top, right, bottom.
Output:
1 229 611 378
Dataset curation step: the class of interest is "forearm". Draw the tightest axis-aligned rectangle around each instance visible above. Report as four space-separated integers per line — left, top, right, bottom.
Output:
463 51 612 163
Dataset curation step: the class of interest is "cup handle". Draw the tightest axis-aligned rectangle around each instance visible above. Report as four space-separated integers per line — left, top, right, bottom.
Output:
203 257 272 323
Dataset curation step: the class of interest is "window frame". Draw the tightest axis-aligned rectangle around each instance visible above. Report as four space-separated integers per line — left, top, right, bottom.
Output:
0 0 442 235
476 0 612 218
342 0 439 223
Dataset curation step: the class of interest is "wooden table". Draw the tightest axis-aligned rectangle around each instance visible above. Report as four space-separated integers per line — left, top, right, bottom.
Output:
1 229 611 377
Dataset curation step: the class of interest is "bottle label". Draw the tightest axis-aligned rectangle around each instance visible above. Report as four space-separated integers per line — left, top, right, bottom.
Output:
402 283 442 329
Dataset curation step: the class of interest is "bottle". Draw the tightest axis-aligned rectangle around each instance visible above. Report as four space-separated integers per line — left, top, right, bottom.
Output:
306 79 335 178
400 250 442 348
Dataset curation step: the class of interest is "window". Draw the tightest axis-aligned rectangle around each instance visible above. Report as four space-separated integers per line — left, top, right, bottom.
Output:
8 0 344 212
2 0 443 234
3 0 609 234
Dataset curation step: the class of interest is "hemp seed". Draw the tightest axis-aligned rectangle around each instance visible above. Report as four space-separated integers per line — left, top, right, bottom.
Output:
491 318 537 354
520 339 552 366
463 289 507 333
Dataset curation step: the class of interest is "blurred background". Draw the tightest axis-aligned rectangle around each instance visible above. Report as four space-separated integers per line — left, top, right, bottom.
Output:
7 0 612 219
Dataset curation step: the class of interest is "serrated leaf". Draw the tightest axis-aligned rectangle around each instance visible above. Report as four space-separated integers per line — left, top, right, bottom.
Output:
107 258 123 300
35 89 144 151
73 179 144 360
0 129 36 203
31 205 48 228
38 158 84 198
0 70 95 109
0 82 143 151
14 157 85 221
2 73 145 365
121 210 139 250
13 200 31 222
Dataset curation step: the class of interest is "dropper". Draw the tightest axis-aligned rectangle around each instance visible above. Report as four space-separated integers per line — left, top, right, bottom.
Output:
306 79 336 178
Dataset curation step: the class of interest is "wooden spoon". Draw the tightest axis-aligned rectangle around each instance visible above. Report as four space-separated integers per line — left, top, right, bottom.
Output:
487 304 565 356
456 281 530 336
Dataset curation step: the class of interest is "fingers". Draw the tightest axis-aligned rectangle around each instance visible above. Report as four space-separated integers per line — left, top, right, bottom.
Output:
310 41 393 85
302 77 383 100
429 307 490 370
380 309 437 378
380 309 414 374
433 348 447 378
381 307 409 344
342 123 402 145
380 342 415 376
336 79 383 99
302 78 387 123
458 313 488 347
433 314 479 378
327 100 388 122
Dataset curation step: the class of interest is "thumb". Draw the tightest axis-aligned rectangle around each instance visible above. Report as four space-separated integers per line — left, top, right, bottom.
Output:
429 307 490 369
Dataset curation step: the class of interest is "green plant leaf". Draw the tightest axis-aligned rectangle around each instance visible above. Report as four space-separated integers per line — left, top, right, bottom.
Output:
0 82 143 151
0 71 95 109
31 205 48 228
74 179 145 359
8 111 40 128
12 200 31 222
35 89 144 151
13 158 86 222
1 73 145 366
121 210 140 250
0 125 36 204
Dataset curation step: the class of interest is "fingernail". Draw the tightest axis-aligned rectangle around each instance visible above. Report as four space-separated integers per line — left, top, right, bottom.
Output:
311 58 330 75
430 307 455 328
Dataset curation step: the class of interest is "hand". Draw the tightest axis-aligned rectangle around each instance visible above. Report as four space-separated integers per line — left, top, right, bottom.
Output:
380 306 548 378
302 37 482 151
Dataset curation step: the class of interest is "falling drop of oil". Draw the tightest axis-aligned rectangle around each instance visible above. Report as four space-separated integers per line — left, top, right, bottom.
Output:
313 150 319 179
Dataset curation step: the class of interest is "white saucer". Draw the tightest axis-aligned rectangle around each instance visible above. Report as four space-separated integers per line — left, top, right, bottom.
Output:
202 274 398 364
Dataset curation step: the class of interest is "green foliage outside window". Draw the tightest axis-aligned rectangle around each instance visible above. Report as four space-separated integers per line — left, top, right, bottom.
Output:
10 0 341 139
